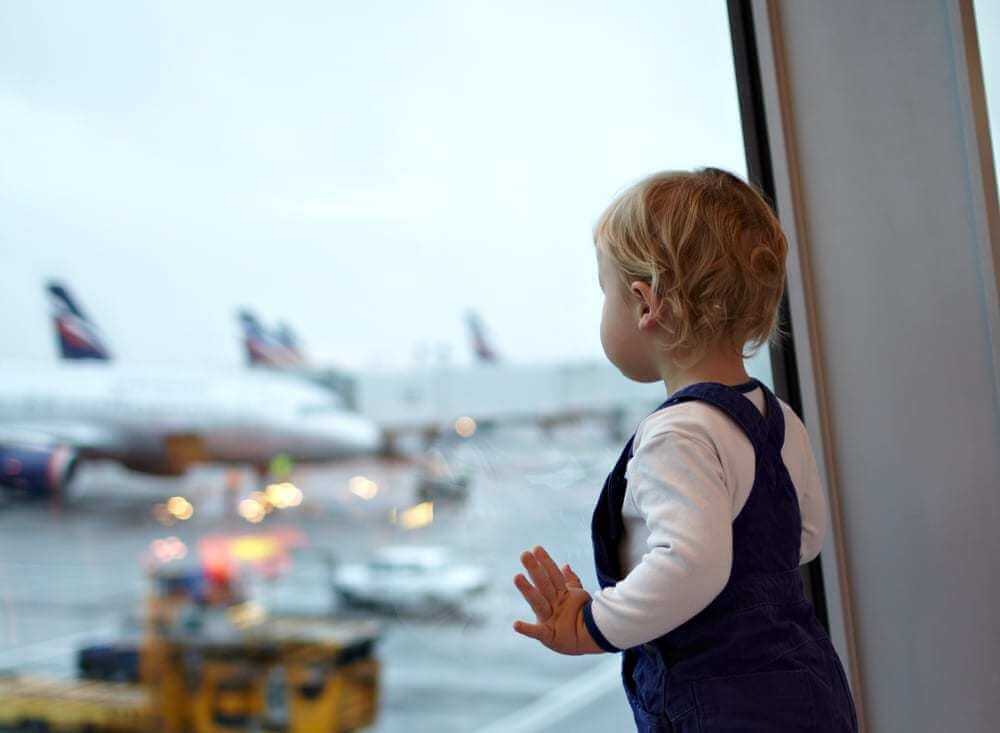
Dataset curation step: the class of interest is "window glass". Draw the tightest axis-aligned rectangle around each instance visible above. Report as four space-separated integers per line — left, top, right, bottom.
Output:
975 0 1000 207
0 3 762 730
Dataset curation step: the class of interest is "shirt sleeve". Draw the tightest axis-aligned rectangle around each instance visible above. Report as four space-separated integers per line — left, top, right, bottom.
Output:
586 427 734 651
797 426 829 564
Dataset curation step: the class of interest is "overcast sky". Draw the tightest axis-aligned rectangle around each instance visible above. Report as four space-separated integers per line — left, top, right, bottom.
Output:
1 2 996 372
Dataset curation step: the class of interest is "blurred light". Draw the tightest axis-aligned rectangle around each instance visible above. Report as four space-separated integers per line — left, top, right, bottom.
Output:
250 490 274 514
152 503 175 526
349 475 378 500
229 536 282 562
150 536 187 563
399 501 433 529
166 496 194 521
265 481 303 509
238 498 266 523
454 416 477 438
199 529 305 577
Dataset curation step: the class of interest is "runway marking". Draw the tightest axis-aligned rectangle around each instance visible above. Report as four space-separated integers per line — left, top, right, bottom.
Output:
474 657 621 733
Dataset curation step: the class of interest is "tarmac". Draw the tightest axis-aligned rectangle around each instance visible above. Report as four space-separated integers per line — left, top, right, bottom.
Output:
0 422 637 731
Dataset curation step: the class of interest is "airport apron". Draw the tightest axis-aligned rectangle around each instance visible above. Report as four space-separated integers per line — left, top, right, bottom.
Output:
590 378 859 732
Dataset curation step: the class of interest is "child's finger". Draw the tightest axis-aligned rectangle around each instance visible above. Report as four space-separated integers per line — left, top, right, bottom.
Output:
513 573 552 619
520 549 557 604
512 619 551 644
561 563 582 588
532 545 568 594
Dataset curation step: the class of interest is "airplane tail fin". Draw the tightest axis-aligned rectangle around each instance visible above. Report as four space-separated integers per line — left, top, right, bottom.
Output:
238 309 302 367
465 310 499 363
274 322 305 364
46 281 112 361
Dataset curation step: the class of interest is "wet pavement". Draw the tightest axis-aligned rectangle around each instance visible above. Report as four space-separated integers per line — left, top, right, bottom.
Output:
0 423 636 731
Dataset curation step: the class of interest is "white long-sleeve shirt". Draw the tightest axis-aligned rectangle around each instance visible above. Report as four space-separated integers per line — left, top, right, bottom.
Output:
588 384 828 651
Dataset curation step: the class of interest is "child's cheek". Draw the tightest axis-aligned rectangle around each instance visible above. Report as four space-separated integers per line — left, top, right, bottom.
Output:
600 307 626 367
599 306 615 361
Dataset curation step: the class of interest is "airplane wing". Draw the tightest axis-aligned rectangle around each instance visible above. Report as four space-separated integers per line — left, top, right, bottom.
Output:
0 422 120 454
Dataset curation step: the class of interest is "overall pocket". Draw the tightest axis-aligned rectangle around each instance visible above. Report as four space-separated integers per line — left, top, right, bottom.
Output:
693 667 817 731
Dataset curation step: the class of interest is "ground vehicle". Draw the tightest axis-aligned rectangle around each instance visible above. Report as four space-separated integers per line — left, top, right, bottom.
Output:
332 545 488 614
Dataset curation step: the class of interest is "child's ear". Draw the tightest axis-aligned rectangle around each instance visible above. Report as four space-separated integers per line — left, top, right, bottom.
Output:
630 280 660 330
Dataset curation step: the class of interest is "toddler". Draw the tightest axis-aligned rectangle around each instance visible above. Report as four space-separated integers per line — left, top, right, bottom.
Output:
512 168 859 731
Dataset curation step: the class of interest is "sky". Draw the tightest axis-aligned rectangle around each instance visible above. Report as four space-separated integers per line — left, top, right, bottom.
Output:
976 0 1000 199
0 1 746 371
0 2 996 373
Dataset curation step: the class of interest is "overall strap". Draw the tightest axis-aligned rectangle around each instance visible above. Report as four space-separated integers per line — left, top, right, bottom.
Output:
659 378 775 454
760 383 785 452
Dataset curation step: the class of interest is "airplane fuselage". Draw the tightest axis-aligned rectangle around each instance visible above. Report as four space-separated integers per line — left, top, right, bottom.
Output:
0 361 382 476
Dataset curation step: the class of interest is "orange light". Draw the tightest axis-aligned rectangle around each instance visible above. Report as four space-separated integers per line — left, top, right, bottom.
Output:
238 498 266 523
349 476 378 500
166 496 194 521
265 482 303 509
399 501 434 529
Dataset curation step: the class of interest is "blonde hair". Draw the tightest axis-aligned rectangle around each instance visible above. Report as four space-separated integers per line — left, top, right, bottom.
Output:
594 167 788 370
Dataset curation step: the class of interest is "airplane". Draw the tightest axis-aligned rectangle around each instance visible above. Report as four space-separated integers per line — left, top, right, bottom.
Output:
233 307 664 453
0 285 383 499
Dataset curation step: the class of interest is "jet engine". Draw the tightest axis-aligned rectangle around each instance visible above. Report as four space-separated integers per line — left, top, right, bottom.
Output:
0 444 79 497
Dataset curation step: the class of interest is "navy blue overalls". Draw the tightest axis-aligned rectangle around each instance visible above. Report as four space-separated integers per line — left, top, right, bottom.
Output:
586 378 859 731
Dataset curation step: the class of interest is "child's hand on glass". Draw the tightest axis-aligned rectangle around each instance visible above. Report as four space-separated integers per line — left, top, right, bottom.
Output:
512 545 604 655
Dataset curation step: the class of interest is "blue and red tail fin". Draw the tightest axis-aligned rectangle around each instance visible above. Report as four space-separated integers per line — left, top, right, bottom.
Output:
274 322 305 364
46 281 112 361
238 309 303 367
